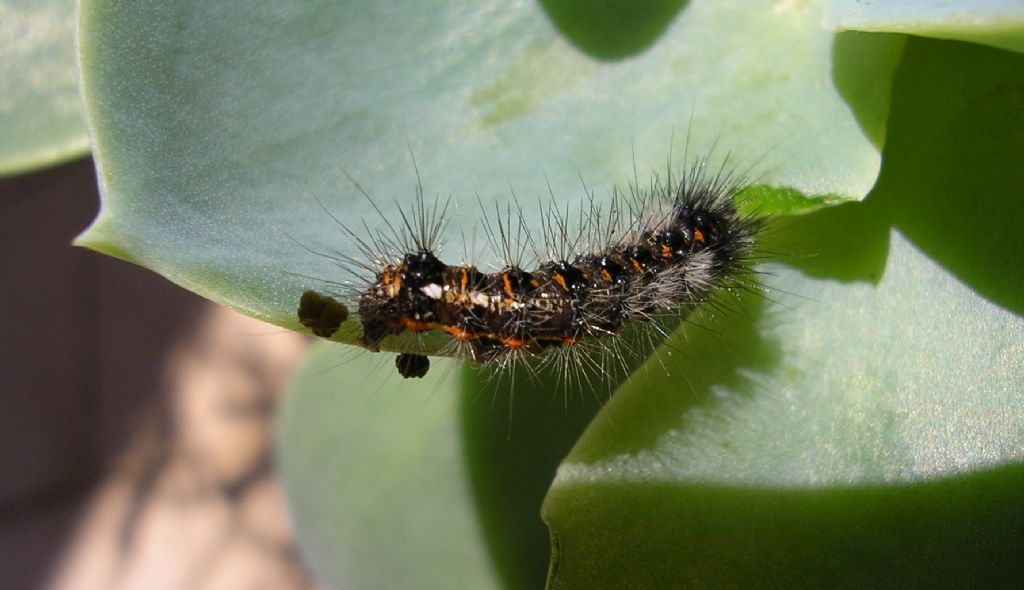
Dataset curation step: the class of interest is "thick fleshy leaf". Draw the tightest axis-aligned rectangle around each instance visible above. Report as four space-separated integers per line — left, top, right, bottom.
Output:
277 345 502 590
542 37 1024 588
825 0 1024 53
74 0 901 352
0 0 88 176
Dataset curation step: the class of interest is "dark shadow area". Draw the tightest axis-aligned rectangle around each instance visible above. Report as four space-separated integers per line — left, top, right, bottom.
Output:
458 361 611 590
537 0 688 61
547 461 1024 588
776 37 1024 319
875 38 1024 318
765 197 891 284
831 32 907 150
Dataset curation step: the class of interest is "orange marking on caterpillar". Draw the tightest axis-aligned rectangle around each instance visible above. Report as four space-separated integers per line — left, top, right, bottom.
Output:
503 337 525 349
445 325 473 341
403 318 438 333
383 268 403 298
553 273 568 290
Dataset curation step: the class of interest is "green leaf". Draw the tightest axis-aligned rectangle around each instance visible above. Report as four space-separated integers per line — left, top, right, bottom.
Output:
0 0 89 176
825 0 1024 53
74 0 900 351
277 345 502 590
542 37 1024 589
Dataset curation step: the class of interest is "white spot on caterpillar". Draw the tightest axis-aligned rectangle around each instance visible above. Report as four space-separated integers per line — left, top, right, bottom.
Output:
420 283 443 299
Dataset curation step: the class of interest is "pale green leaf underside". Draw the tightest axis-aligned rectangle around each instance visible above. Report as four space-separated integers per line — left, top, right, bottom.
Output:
0 0 88 176
825 0 1024 53
74 0 898 349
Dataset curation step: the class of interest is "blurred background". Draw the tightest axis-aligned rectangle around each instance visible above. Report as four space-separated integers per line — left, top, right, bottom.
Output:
0 158 321 589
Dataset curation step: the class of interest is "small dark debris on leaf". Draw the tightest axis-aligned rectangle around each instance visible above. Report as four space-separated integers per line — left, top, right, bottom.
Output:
297 290 348 338
396 353 430 378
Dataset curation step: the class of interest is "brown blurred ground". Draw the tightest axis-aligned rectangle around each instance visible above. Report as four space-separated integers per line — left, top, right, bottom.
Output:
0 159 320 589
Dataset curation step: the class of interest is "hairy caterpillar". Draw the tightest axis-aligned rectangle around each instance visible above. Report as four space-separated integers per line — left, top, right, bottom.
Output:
298 155 760 381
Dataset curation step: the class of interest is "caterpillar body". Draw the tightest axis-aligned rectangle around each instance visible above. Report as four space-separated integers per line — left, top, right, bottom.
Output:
299 157 760 380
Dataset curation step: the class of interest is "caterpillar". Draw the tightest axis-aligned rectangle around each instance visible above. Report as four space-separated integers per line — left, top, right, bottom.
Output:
298 155 760 381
